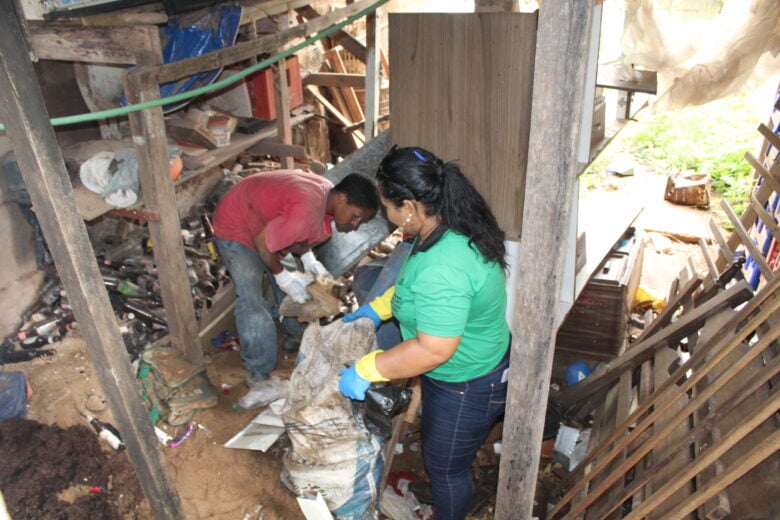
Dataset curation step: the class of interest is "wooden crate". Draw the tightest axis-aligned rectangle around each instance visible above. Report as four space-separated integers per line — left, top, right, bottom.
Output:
555 236 644 360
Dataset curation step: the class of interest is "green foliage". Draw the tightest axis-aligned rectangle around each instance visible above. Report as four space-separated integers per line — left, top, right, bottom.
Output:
582 94 762 209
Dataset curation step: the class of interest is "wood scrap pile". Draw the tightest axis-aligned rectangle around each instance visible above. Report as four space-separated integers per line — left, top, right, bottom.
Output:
549 85 780 519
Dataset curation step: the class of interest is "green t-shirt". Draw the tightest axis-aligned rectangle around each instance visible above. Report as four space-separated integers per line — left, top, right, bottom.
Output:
391 228 510 382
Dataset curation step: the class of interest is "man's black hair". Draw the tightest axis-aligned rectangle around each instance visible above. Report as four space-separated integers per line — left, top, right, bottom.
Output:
332 173 379 212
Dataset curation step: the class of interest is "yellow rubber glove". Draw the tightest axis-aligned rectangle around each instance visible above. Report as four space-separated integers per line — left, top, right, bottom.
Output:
368 286 395 321
355 350 390 382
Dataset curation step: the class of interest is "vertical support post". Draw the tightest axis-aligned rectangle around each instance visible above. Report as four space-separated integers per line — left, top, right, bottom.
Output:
495 2 595 518
274 10 295 169
364 8 381 140
124 64 203 365
0 5 185 519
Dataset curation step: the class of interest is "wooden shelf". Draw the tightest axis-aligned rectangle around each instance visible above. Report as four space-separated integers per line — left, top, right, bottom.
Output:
70 110 316 221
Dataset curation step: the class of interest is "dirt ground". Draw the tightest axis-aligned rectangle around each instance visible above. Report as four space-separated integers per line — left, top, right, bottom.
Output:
0 165 723 520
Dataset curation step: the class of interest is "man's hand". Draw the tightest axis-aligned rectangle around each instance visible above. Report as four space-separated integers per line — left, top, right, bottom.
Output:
274 270 313 304
300 251 332 279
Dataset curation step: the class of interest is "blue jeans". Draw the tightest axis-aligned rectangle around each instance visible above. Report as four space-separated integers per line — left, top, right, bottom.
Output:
420 348 510 520
214 237 306 382
352 241 411 350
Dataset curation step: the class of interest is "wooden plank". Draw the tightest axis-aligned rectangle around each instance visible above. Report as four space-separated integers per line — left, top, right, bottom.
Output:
147 0 383 85
699 236 719 281
721 150 780 269
492 5 592 518
390 12 538 238
720 198 774 281
751 193 780 240
625 391 780 520
124 65 203 365
306 85 366 142
241 0 315 24
758 122 780 152
664 428 780 520
584 348 780 520
296 4 369 63
326 48 364 124
709 217 733 263
745 151 780 197
646 346 693 519
690 312 734 520
364 9 381 140
304 72 382 88
0 9 184 519
28 21 160 64
559 281 754 411
274 11 295 170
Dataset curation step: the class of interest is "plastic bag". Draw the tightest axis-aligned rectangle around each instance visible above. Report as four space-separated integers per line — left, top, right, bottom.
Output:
281 320 384 520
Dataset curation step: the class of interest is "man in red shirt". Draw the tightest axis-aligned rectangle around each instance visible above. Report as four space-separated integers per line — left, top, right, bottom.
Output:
213 170 378 408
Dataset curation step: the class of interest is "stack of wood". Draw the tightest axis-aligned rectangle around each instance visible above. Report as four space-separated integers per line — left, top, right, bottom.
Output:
548 84 780 520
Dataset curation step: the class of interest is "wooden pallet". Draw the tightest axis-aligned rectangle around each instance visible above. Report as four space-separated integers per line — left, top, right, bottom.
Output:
550 271 780 519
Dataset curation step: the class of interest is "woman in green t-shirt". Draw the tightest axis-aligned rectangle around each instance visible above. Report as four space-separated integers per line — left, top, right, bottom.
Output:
339 146 511 520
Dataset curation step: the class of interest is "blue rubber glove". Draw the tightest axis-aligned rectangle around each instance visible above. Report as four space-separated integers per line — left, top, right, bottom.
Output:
339 366 371 400
342 305 382 328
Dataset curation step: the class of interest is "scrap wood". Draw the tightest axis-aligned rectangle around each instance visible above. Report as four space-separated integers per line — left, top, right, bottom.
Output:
559 280 754 412
550 277 780 519
585 351 779 520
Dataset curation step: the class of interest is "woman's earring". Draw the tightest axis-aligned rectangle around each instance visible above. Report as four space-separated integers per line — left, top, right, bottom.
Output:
398 213 413 233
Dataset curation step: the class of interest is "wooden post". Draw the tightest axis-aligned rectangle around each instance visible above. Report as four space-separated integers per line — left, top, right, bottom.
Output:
124 63 203 365
495 2 595 518
0 6 185 519
364 8 381 139
274 10 295 170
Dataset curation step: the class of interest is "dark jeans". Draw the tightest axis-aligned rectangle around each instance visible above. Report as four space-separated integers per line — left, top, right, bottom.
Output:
214 237 305 382
420 348 510 520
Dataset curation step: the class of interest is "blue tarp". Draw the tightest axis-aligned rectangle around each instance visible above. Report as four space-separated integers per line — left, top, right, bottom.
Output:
123 4 243 113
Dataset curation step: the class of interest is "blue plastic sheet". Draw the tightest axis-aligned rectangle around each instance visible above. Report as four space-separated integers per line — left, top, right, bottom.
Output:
124 4 243 114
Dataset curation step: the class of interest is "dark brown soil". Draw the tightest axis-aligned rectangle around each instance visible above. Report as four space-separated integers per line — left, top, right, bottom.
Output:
0 417 145 520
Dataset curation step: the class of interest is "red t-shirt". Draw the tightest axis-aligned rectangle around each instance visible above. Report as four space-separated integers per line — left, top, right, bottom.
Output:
212 170 334 254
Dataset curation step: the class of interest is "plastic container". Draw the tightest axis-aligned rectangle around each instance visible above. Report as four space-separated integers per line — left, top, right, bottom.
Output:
207 115 231 148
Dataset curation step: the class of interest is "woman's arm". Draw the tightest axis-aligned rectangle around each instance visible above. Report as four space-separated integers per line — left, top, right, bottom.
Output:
374 332 460 380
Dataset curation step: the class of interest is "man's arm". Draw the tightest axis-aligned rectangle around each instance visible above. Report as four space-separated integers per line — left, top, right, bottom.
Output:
252 228 283 274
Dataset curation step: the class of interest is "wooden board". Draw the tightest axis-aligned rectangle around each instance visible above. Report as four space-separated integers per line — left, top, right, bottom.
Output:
389 13 537 238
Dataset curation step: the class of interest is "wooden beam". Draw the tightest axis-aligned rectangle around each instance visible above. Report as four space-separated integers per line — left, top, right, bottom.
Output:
496 3 594 518
364 9 381 139
240 0 315 24
720 198 774 281
274 10 295 169
125 63 203 365
296 4 369 63
0 7 184 519
148 0 383 85
28 21 161 64
304 72 382 88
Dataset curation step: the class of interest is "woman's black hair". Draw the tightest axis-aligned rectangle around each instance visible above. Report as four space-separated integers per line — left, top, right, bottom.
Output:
376 146 507 269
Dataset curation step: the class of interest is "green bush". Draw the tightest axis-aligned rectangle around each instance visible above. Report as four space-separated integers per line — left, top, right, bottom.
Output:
582 94 763 212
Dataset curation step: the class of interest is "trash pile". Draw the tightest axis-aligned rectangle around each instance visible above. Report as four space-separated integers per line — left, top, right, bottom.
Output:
0 206 228 364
